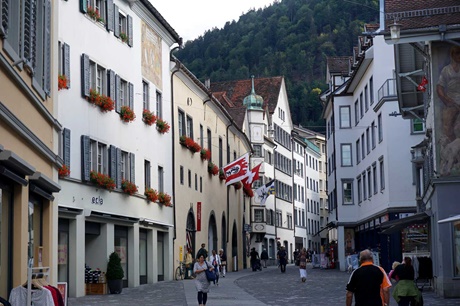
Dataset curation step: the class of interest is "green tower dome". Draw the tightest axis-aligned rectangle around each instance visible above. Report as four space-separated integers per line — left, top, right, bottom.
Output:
243 76 263 110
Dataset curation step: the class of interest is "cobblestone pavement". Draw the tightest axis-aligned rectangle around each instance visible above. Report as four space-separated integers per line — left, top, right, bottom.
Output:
69 264 460 306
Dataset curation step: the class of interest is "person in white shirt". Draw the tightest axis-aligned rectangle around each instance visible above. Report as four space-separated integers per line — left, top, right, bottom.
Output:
209 250 221 286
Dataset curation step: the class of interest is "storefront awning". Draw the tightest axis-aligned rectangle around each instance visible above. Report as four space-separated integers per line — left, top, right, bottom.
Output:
380 212 429 234
438 214 460 224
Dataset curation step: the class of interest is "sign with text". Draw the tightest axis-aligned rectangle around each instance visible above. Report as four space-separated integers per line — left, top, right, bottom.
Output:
197 202 201 232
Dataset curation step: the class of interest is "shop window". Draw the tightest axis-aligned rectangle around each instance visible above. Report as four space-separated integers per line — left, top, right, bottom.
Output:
28 196 43 267
58 219 69 283
139 229 148 284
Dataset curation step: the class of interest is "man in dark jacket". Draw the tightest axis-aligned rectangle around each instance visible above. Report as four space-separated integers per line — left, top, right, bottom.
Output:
260 248 269 268
196 243 208 260
250 248 259 271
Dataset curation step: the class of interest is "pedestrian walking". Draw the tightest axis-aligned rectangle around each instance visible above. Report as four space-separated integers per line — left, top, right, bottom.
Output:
218 249 227 277
299 248 307 282
209 250 221 286
277 246 287 273
294 249 300 266
346 249 391 306
193 254 214 306
196 243 208 260
260 248 269 268
185 249 194 279
250 247 259 271
391 257 422 306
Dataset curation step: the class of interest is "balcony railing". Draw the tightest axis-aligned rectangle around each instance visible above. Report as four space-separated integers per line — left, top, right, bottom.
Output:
377 79 397 103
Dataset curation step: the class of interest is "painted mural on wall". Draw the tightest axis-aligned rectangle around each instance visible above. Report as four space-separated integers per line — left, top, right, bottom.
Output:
141 21 162 90
433 42 460 176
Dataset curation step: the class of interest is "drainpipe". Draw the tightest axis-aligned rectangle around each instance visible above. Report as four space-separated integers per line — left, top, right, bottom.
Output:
273 144 278 248
170 47 180 267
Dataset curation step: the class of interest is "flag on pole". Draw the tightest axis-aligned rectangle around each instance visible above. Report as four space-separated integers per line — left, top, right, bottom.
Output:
242 163 262 189
255 179 275 205
186 230 193 253
223 153 249 185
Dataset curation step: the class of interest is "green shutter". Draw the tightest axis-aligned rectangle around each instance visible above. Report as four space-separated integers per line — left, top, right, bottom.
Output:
81 135 91 182
81 54 90 97
63 128 71 167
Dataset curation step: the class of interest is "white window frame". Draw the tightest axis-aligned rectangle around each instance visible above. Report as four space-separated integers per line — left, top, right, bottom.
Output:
340 106 351 128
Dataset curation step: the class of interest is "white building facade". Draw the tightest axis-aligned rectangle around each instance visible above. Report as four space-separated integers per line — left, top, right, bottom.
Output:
56 0 180 296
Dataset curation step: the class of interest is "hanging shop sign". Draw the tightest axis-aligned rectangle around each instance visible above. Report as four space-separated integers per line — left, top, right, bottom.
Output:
197 202 201 232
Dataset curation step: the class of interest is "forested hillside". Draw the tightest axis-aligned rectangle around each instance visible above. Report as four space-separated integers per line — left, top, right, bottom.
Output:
175 0 379 133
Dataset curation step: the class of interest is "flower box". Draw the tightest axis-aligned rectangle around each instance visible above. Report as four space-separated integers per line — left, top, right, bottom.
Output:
87 89 115 112
58 75 67 90
158 192 172 206
218 169 226 181
180 136 201 153
142 109 156 126
232 181 242 190
200 148 211 161
87 6 104 23
208 162 219 176
120 32 128 43
121 180 138 195
90 171 115 190
156 118 170 134
120 105 136 123
145 188 158 202
58 165 70 177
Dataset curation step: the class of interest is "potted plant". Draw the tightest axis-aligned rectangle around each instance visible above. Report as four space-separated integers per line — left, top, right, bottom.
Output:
121 180 138 195
58 165 70 178
120 32 128 43
120 105 135 123
142 109 156 126
208 162 219 176
106 251 124 294
90 171 116 190
156 118 170 134
200 148 211 161
144 188 158 202
58 74 67 90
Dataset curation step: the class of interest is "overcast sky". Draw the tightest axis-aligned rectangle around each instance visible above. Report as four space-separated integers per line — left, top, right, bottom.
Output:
150 0 276 42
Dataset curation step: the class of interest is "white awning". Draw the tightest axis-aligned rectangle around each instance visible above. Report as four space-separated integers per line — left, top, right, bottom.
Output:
438 215 460 224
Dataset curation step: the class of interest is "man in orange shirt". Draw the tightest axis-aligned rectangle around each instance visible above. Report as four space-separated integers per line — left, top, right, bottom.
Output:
346 249 391 306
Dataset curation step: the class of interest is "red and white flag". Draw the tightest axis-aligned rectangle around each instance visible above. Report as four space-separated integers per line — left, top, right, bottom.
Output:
224 153 249 185
186 230 193 253
242 163 262 189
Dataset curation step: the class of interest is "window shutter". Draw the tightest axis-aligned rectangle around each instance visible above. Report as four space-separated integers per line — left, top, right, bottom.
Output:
80 0 87 13
127 14 133 47
115 74 121 112
128 82 134 109
23 0 36 72
106 0 113 32
116 148 122 188
0 0 5 37
63 128 71 167
109 145 117 180
113 4 119 38
107 69 116 100
129 153 135 183
63 43 70 88
81 135 91 182
43 0 51 95
81 54 90 97
145 163 151 189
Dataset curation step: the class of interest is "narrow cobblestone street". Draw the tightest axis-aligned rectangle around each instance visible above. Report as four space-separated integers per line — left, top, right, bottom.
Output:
69 264 460 306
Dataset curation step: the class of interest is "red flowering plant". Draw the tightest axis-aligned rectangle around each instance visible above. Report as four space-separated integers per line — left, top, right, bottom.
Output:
87 6 104 22
58 75 67 90
200 148 211 161
218 169 226 181
207 162 219 176
243 185 254 197
144 188 158 202
87 89 115 112
179 136 200 153
120 105 136 123
142 109 156 126
58 165 70 177
232 181 242 190
121 180 138 195
156 118 170 134
90 171 115 190
158 192 172 206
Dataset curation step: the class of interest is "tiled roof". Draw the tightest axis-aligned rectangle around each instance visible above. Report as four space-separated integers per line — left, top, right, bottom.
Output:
327 56 352 75
210 77 283 128
384 0 460 31
364 23 380 33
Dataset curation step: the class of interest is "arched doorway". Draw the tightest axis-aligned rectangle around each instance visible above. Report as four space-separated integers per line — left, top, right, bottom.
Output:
221 213 227 253
242 216 247 269
208 213 218 254
186 209 196 256
232 222 238 271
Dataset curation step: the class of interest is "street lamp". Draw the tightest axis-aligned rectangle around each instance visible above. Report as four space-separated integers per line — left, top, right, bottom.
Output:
389 20 401 42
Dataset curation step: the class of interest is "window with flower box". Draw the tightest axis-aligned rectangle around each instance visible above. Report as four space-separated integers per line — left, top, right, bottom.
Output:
58 42 71 89
89 61 106 95
143 81 149 110
186 116 193 138
91 140 107 174
156 91 162 118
